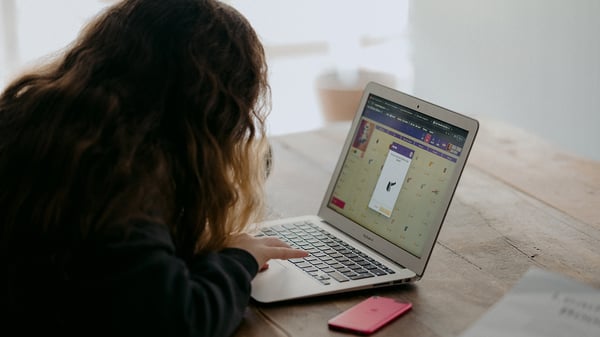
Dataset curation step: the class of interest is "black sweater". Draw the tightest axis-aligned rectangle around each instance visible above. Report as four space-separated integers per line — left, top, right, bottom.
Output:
3 221 259 337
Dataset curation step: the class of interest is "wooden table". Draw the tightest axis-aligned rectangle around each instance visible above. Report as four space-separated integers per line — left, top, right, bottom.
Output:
234 118 600 337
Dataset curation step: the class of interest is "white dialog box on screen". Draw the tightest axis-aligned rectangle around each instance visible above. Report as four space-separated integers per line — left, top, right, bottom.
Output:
369 142 414 217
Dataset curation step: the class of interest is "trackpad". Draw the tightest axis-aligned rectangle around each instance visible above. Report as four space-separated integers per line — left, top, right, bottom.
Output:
251 260 309 302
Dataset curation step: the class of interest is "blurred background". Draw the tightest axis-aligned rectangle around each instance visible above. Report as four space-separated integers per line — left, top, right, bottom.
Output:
1 0 598 161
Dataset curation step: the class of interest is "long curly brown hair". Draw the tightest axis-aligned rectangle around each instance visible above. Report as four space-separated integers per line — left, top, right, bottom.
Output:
0 0 270 259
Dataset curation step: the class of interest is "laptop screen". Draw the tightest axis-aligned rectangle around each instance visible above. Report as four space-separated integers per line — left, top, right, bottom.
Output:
327 93 469 258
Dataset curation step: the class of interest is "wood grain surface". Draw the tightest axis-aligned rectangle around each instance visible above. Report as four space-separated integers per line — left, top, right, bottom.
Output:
234 118 600 337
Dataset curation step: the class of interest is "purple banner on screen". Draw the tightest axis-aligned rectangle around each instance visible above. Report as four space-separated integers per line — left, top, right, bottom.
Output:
376 125 457 163
390 142 414 159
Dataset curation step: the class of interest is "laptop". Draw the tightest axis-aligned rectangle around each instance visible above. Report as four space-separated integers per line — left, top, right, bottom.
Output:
251 81 479 303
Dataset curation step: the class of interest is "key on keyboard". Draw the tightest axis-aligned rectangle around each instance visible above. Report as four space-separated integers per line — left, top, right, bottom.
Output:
257 221 395 285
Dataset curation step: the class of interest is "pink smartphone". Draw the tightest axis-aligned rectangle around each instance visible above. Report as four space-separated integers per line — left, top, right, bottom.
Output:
328 296 412 335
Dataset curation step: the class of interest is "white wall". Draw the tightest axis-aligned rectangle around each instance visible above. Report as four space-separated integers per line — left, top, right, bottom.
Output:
0 0 411 136
3 0 598 161
0 0 108 87
409 0 600 161
0 0 18 86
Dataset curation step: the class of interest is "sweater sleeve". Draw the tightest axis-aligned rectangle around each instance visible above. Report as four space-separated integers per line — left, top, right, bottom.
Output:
68 220 259 337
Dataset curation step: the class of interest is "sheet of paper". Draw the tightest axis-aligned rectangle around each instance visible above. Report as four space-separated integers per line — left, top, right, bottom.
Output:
460 267 600 337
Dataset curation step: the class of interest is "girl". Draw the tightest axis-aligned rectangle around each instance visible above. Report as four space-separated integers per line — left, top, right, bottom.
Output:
0 0 306 336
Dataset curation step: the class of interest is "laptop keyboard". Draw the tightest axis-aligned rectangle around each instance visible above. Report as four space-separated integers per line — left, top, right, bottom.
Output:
257 221 396 285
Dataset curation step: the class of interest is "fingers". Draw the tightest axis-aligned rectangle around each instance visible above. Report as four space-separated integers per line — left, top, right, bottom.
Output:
251 236 308 261
227 233 308 269
264 246 308 261
232 233 290 248
257 236 293 248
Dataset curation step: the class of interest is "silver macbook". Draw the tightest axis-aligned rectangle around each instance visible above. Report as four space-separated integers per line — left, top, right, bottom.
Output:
251 82 479 303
